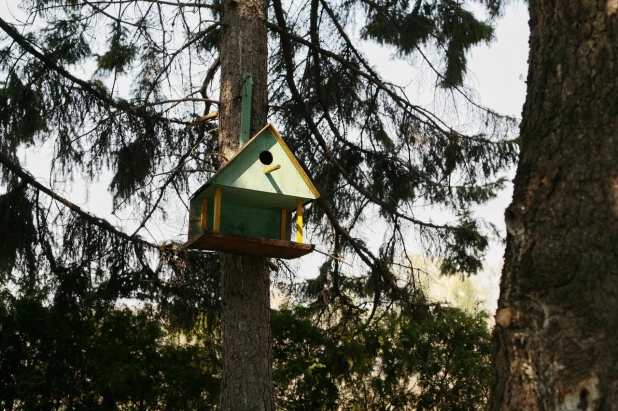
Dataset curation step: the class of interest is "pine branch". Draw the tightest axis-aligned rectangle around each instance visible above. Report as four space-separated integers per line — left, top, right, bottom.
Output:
315 196 379 275
308 1 384 329
82 0 161 30
273 0 452 232
265 21 452 134
113 97 220 116
130 132 210 237
137 167 216 191
144 24 221 101
0 151 169 251
355 0 507 119
412 45 507 120
81 0 221 11
0 17 114 106
0 16 191 125
200 57 220 116
316 194 388 330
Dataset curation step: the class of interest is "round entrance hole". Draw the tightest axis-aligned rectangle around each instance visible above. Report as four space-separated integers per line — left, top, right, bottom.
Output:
259 150 273 165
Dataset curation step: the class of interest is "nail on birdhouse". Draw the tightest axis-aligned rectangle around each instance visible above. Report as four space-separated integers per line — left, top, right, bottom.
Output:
184 123 320 259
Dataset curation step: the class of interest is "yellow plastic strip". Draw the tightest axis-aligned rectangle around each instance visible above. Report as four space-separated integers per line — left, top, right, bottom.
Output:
200 198 208 231
296 199 303 243
213 187 222 232
264 164 281 174
280 209 287 240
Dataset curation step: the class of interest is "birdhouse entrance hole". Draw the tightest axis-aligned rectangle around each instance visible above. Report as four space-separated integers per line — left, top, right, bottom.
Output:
259 150 273 165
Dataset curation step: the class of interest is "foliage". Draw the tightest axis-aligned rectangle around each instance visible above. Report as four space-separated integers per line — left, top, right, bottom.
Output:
0 0 516 304
361 0 495 87
0 287 491 410
272 263 493 410
0 292 220 410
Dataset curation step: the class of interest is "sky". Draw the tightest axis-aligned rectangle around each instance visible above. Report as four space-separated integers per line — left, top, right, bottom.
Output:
466 2 530 264
1 0 531 311
433 3 529 310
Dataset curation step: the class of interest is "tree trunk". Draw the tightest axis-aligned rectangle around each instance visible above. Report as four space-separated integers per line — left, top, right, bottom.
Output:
219 254 273 410
219 0 268 160
490 1 618 409
218 0 273 409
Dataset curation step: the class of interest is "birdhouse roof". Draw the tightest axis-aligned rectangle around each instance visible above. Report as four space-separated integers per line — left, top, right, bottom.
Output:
190 124 320 205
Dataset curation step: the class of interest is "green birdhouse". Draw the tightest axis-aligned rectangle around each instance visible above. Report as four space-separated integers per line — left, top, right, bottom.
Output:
184 123 320 259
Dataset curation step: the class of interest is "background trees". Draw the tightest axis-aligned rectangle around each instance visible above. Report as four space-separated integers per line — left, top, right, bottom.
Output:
0 297 221 409
0 290 492 409
1 0 517 408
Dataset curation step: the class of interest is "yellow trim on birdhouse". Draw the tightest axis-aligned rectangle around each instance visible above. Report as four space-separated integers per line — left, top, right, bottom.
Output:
280 209 287 240
269 125 320 198
200 198 208 231
296 199 303 243
213 186 222 231
264 164 281 174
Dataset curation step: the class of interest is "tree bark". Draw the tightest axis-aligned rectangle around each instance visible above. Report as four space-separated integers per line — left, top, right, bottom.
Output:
218 0 273 409
219 254 273 411
490 1 618 409
219 0 268 159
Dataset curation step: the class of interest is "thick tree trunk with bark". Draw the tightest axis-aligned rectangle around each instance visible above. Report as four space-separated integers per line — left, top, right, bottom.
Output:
218 0 273 409
490 1 618 409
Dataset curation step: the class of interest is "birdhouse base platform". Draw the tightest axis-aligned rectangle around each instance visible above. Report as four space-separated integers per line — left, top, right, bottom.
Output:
184 230 314 259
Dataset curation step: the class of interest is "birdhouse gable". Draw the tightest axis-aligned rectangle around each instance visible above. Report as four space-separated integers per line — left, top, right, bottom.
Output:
199 124 319 201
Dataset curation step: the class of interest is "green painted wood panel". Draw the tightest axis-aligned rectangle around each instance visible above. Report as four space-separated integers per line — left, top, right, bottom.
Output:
212 129 317 199
239 72 252 147
220 204 280 240
198 185 307 210
188 188 292 241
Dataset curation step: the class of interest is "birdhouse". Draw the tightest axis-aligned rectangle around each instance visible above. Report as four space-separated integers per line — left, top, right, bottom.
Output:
184 123 320 259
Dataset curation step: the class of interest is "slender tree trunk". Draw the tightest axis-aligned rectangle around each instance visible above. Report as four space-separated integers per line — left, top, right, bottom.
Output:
219 254 273 410
218 0 273 409
490 1 618 409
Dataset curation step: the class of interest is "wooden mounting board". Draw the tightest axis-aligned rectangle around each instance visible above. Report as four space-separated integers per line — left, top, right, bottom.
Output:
184 230 314 259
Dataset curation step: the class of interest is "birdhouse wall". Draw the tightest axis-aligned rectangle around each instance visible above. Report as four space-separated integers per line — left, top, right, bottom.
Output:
212 128 317 200
188 195 292 241
223 204 291 240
